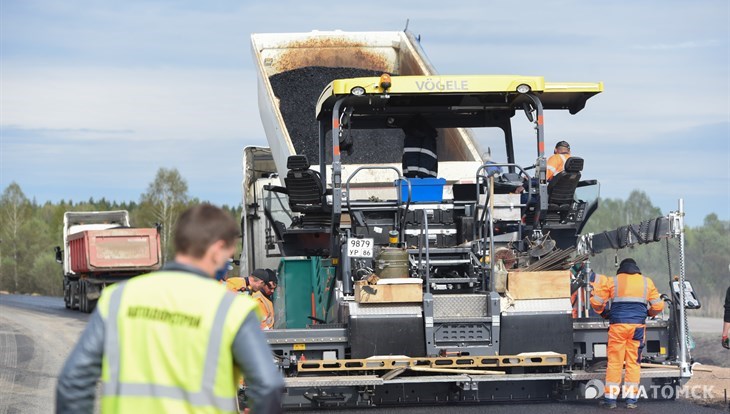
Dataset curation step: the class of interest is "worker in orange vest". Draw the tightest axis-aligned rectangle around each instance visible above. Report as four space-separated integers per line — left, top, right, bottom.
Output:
590 258 664 409
253 269 277 330
226 269 267 295
546 140 571 181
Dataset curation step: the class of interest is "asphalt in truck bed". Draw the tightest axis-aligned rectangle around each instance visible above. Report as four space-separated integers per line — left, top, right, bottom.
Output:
269 66 405 166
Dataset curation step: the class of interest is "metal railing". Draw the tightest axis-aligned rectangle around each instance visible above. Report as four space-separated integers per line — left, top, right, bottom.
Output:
473 163 531 291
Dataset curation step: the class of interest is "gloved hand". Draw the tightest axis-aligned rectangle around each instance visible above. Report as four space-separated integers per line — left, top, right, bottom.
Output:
600 309 610 320
722 336 729 349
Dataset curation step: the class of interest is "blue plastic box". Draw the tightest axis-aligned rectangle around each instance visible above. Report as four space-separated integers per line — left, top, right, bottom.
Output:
397 178 446 202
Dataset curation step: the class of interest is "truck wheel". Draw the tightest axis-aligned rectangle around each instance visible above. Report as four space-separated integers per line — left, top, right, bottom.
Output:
88 297 98 313
84 280 98 313
71 281 80 310
80 280 89 313
63 278 71 309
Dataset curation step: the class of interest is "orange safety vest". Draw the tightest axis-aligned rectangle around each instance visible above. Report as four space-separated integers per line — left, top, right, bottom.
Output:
590 273 664 324
252 291 274 330
225 277 252 295
546 153 570 181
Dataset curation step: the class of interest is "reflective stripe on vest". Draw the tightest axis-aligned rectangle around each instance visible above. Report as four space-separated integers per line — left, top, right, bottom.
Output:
103 281 239 412
403 166 438 178
611 275 649 304
547 153 569 174
403 146 438 160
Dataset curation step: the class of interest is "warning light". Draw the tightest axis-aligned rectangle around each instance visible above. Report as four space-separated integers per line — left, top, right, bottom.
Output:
379 74 392 91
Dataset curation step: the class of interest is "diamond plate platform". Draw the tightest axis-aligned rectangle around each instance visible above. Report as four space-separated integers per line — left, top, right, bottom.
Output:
433 294 487 318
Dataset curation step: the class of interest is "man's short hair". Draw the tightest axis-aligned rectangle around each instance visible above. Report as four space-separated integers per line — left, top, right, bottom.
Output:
555 140 570 150
174 204 240 258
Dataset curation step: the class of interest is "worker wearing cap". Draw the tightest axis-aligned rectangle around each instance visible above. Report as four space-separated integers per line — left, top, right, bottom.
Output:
252 269 277 330
546 140 571 181
56 204 285 414
590 258 664 409
226 268 267 295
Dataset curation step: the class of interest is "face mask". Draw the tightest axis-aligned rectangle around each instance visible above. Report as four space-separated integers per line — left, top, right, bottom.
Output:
214 259 233 281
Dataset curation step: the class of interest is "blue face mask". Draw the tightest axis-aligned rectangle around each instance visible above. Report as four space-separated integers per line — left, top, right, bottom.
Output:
214 259 233 282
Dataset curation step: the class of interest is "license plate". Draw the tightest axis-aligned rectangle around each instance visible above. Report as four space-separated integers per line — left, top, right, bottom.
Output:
347 238 374 258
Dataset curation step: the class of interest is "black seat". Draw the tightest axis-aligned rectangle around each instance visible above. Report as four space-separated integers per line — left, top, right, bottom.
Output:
283 155 330 214
546 157 584 218
263 155 333 257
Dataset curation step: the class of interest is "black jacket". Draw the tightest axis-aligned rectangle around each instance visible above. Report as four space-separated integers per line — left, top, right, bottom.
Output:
56 262 285 413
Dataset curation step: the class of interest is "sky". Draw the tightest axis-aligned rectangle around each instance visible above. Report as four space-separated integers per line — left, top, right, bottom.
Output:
1 0 728 226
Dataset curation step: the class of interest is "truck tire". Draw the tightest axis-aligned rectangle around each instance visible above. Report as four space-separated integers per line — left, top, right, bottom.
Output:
79 280 98 313
70 280 80 310
63 277 72 309
80 280 89 313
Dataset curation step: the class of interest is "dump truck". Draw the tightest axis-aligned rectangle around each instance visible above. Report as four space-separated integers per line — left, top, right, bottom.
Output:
241 30 698 409
55 210 161 313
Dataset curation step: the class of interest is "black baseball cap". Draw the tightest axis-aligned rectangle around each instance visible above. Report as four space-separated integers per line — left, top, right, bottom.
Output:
555 140 570 149
251 268 269 281
265 269 278 285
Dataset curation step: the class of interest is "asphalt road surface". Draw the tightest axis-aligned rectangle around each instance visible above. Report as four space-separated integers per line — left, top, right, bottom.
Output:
0 294 726 414
0 294 89 414
689 316 725 334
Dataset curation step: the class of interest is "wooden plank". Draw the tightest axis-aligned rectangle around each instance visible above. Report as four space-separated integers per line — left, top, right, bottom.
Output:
641 362 712 372
355 280 423 303
508 270 571 299
381 367 407 380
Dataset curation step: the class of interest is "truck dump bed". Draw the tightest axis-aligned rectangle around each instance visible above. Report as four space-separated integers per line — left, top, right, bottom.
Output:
251 31 482 181
68 228 161 273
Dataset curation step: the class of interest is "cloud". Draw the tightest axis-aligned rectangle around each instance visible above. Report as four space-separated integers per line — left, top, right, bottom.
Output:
1 0 728 226
1 65 264 141
0 126 135 141
632 39 722 50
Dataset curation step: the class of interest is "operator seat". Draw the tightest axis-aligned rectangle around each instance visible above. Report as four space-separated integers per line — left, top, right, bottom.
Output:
263 155 333 257
283 155 330 214
545 157 584 221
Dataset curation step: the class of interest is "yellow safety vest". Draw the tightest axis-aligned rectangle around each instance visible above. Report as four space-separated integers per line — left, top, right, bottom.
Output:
97 271 258 413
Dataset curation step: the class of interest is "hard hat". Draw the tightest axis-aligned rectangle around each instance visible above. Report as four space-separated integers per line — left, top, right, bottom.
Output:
555 140 570 150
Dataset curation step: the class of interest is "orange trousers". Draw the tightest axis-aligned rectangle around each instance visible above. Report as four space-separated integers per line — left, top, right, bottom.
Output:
604 323 645 399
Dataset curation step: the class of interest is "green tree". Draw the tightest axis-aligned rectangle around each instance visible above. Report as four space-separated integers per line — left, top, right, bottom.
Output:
0 182 31 292
139 168 189 263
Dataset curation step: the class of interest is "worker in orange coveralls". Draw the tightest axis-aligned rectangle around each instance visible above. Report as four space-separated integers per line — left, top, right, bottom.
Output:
252 270 277 330
590 258 664 409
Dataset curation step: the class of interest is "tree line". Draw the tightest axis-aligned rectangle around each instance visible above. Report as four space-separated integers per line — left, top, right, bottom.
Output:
1 174 727 318
0 168 241 296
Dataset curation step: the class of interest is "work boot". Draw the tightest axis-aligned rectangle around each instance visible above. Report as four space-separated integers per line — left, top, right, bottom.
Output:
599 398 617 409
625 398 638 409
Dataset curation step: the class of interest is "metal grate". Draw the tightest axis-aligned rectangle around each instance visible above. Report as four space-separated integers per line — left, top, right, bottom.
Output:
434 323 490 343
433 294 487 318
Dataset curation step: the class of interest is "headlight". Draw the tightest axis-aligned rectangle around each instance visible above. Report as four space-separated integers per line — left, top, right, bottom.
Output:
516 84 531 94
351 86 366 96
